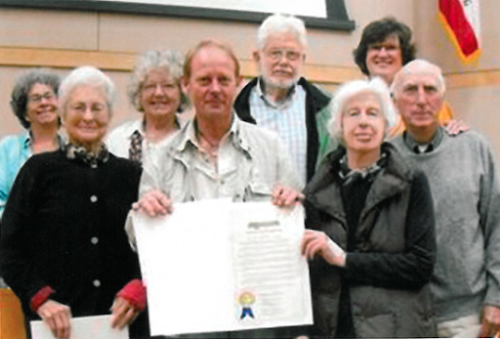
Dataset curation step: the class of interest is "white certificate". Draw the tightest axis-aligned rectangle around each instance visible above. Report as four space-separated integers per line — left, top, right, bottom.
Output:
30 314 128 339
132 200 312 336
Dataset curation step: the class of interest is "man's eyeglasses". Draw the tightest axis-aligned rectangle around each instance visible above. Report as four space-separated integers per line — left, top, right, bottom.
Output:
265 49 303 61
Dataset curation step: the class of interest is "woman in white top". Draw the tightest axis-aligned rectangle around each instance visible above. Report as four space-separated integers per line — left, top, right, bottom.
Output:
107 50 188 163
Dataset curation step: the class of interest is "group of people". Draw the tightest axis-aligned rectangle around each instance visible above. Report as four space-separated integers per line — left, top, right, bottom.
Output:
0 12 499 339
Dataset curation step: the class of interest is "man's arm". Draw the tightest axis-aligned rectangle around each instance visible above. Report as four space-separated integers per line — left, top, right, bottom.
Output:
478 139 500 336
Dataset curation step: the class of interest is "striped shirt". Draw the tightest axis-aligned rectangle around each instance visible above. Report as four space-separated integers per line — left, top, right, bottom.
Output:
249 78 307 187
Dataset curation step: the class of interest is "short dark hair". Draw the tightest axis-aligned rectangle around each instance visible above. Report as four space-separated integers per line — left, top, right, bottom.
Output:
353 17 416 77
10 68 60 129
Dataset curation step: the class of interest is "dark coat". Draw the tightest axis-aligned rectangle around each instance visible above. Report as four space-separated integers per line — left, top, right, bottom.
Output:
304 144 437 338
234 77 333 182
0 150 146 336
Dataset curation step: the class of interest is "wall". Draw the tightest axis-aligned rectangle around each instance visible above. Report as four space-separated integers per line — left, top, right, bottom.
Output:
414 0 500 156
0 0 413 137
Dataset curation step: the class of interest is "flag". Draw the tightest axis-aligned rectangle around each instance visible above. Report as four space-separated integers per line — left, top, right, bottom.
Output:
439 0 480 62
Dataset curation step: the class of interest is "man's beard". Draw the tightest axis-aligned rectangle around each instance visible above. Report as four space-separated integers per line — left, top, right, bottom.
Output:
261 73 299 91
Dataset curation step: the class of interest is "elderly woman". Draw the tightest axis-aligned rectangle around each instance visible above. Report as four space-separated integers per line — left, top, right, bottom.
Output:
0 66 147 338
301 78 436 337
107 49 187 163
0 68 64 217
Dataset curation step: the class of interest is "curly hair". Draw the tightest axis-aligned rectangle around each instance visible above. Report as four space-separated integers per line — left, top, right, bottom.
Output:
128 49 186 113
10 68 60 129
353 17 416 77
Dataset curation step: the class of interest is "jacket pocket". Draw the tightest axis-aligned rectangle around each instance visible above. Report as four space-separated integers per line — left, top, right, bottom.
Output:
356 312 395 338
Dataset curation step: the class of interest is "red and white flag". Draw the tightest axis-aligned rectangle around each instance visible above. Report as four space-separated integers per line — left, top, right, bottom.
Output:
439 0 480 62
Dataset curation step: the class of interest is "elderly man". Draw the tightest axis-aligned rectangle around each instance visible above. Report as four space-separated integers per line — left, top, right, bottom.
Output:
234 13 333 187
391 59 500 338
133 39 303 338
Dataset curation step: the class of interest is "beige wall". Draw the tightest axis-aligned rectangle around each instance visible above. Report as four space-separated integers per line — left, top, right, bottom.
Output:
1 0 499 158
0 0 412 137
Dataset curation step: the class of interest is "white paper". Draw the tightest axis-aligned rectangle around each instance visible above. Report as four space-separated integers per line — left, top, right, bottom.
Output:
30 315 128 339
98 0 328 18
132 200 312 336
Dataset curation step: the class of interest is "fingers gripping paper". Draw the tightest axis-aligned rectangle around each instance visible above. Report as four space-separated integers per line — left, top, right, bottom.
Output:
131 200 312 336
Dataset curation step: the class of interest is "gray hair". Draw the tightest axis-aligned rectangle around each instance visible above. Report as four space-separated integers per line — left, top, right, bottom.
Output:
128 49 186 112
59 66 117 117
257 13 307 50
391 59 446 99
10 68 60 129
329 77 398 146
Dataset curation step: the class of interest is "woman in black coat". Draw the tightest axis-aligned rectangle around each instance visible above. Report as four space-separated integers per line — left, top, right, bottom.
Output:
301 78 436 338
1 66 147 338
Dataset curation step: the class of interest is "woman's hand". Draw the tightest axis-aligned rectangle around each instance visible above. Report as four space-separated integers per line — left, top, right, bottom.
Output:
271 185 304 207
445 119 469 136
110 297 141 329
36 299 72 339
301 230 346 267
132 189 173 217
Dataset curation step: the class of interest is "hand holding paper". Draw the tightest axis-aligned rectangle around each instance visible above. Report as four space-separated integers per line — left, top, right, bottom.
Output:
301 229 346 267
132 189 173 217
36 299 72 339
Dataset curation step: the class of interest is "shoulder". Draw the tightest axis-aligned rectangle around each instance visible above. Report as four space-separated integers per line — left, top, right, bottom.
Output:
298 78 332 107
238 118 281 143
19 150 63 176
0 133 27 149
108 153 142 174
108 119 141 139
443 129 494 157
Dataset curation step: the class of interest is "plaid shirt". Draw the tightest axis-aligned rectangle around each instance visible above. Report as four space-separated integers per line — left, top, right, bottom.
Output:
248 78 308 187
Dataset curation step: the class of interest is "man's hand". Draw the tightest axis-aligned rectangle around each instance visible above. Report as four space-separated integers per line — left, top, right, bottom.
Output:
301 230 346 267
110 297 140 330
132 189 173 217
445 119 469 136
36 299 72 339
271 185 304 207
480 305 500 338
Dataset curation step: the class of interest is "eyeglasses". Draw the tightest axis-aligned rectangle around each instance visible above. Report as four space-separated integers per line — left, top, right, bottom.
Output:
367 43 401 53
142 82 178 93
28 92 55 103
265 49 303 61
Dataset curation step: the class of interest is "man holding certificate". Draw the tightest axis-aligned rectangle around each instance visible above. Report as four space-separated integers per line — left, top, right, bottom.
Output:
131 39 308 338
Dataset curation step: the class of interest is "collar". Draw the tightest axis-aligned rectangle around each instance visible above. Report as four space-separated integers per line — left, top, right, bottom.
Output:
403 126 444 154
174 114 249 154
128 116 182 140
256 77 297 109
338 152 388 184
24 132 65 150
65 142 110 168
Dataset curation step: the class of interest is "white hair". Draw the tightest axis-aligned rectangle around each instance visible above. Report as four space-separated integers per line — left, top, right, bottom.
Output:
391 59 446 99
128 49 185 112
59 66 117 117
329 77 398 146
257 13 307 49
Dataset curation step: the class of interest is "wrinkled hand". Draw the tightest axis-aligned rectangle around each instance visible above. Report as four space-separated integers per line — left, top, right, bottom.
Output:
110 297 140 330
132 189 173 217
445 119 469 136
36 299 72 339
480 305 500 338
301 230 346 267
271 185 304 207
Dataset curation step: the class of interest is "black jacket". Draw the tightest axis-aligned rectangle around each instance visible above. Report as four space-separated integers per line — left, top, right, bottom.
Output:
304 144 437 337
0 150 147 337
